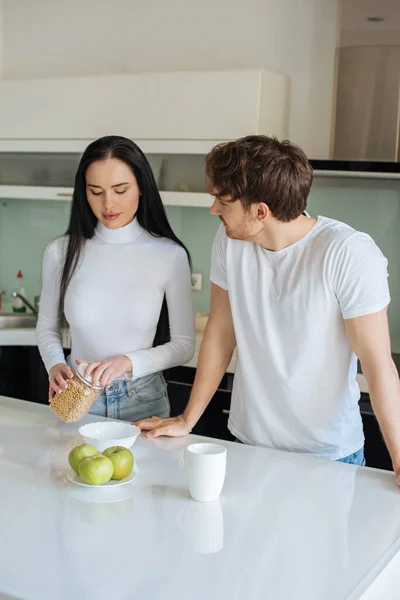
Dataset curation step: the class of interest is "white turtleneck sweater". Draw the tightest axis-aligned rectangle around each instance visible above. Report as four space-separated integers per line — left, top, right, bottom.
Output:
36 219 195 379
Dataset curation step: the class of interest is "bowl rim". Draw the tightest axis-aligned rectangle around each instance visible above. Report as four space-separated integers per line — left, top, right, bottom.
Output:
78 421 140 440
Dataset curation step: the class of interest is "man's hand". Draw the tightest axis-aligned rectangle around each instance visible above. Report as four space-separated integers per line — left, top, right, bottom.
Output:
134 416 190 438
76 355 132 388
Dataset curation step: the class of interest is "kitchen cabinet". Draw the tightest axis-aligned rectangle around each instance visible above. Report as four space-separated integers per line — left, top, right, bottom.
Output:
359 394 393 471
0 346 32 401
333 47 400 162
0 70 289 141
0 148 212 206
0 345 64 405
0 69 289 206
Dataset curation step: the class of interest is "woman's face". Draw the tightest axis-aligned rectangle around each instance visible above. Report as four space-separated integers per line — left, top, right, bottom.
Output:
85 158 140 229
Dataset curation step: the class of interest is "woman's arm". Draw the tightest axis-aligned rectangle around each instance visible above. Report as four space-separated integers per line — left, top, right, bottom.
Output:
36 240 68 373
126 245 195 378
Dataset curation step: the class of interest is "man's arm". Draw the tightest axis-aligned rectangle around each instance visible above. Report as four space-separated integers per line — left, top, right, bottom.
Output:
345 309 400 483
134 283 236 437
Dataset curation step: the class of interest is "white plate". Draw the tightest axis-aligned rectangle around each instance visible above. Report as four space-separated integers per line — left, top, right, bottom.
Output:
67 469 136 488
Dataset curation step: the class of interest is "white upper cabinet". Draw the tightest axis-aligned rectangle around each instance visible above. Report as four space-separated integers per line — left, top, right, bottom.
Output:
0 69 290 142
0 69 290 205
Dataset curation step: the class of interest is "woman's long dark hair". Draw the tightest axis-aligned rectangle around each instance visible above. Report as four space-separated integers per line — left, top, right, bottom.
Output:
60 135 191 347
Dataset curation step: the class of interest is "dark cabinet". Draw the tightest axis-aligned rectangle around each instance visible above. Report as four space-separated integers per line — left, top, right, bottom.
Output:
0 346 32 401
360 394 392 471
201 388 234 441
0 345 60 405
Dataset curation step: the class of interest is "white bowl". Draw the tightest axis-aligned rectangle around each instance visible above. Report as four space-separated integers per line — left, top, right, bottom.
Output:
78 421 140 452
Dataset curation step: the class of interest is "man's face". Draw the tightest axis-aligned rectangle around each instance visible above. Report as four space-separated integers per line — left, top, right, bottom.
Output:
208 183 263 241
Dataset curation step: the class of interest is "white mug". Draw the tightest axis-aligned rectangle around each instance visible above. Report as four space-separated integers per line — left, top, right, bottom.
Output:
179 442 227 502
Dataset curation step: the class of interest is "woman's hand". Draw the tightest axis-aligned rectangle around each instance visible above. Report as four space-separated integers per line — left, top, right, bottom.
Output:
76 355 133 388
48 363 74 401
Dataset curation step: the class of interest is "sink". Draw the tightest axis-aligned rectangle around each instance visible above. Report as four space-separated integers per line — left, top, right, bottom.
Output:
0 313 37 329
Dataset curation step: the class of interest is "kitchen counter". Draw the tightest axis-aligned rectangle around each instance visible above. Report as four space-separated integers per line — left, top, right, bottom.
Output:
1 396 400 600
0 326 41 347
0 323 236 371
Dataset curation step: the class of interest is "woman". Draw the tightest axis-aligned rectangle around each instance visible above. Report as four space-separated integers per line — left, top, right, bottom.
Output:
36 135 195 421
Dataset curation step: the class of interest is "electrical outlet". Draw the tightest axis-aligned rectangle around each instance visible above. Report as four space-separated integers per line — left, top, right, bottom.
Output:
192 273 202 291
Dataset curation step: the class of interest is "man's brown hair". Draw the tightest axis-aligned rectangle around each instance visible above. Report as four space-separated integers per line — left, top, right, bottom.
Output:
205 135 313 222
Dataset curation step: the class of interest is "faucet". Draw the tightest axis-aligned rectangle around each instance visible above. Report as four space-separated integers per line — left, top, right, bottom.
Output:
11 292 38 316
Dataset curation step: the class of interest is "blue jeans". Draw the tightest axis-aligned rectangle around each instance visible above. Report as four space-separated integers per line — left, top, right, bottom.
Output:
89 372 170 422
234 439 366 466
336 447 365 466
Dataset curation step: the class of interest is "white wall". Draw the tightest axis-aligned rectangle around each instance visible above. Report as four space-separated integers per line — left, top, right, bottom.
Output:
340 0 400 47
2 0 340 158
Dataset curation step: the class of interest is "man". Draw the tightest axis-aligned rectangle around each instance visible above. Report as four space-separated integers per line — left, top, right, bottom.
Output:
136 135 400 482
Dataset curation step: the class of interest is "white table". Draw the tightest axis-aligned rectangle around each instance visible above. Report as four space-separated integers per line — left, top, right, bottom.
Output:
0 396 400 600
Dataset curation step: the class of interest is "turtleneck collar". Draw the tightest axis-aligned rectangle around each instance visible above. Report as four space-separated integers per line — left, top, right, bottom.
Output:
94 218 143 244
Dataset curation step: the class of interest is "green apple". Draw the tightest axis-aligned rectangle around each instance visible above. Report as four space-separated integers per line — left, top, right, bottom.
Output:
102 446 134 480
78 455 114 485
68 443 98 474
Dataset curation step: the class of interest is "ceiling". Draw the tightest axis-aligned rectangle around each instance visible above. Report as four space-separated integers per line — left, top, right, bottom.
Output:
340 0 400 45
341 0 400 32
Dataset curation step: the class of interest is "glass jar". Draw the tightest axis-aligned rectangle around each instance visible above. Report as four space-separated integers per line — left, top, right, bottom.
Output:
50 364 101 423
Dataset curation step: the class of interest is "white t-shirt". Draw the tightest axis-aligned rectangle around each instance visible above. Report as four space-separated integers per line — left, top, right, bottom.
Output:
210 216 390 460
36 218 195 379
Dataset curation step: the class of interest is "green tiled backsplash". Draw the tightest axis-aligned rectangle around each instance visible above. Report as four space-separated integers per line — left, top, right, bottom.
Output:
1 186 400 350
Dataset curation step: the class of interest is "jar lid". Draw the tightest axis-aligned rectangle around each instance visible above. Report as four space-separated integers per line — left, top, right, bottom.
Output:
76 363 103 390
